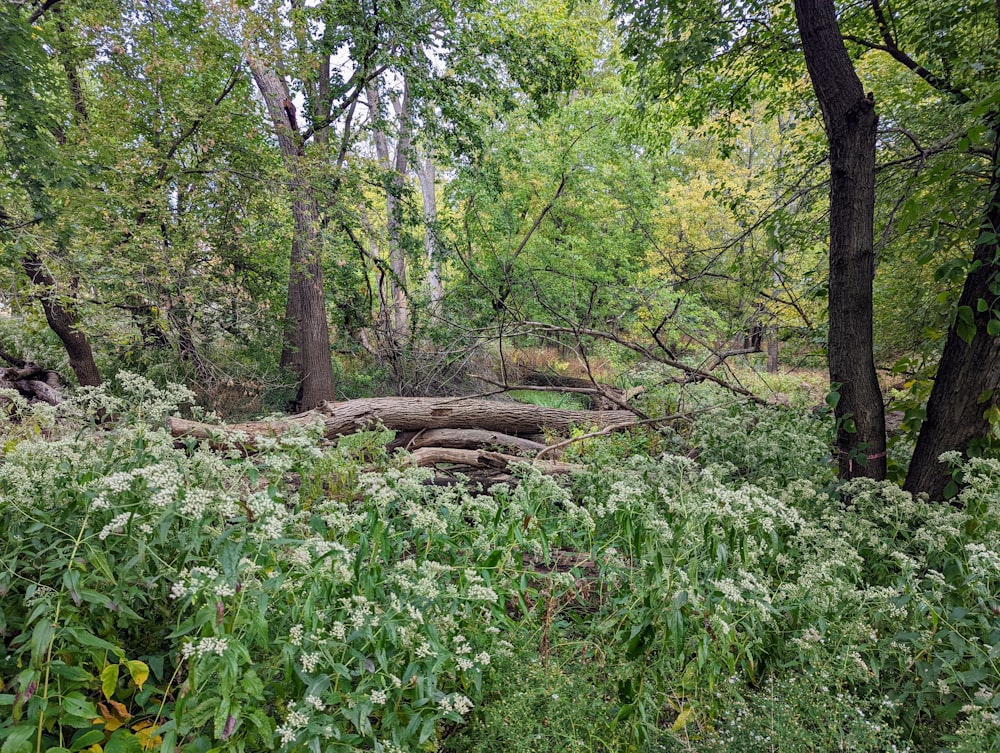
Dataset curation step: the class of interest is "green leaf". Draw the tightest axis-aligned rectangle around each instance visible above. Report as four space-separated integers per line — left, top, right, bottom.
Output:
30 619 55 668
956 305 976 344
48 662 93 683
0 726 34 753
65 628 126 659
69 728 105 751
60 692 98 719
104 729 142 753
989 318 1000 337
101 663 120 700
482 549 504 569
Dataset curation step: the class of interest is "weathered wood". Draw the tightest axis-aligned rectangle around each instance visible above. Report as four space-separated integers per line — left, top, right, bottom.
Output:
407 447 582 474
169 397 636 445
407 428 547 454
0 366 64 405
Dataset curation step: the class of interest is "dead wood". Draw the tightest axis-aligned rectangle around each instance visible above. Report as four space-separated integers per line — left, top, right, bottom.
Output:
407 428 547 454
169 396 636 446
406 447 582 474
0 365 64 405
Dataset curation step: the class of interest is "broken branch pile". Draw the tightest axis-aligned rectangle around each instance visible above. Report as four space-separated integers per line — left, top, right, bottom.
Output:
169 396 638 480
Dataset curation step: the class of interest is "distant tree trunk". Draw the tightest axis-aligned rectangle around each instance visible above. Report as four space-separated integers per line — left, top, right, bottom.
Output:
370 79 412 340
20 252 102 387
416 152 444 315
905 134 1000 499
767 338 779 373
249 58 336 411
795 0 886 480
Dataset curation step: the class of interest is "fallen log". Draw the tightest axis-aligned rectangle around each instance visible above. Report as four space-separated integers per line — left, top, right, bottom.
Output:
169 397 636 446
407 447 582 475
0 364 63 406
407 428 548 454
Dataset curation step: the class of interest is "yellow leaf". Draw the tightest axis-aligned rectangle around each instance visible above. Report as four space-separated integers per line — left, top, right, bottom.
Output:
671 704 695 731
87 746 103 753
125 660 149 691
101 663 119 700
133 720 164 751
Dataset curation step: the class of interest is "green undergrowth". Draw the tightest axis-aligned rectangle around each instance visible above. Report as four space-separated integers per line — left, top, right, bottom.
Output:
1 374 999 753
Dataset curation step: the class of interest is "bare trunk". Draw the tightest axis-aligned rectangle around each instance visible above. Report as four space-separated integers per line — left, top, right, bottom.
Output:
766 338 779 373
416 152 444 314
249 58 336 411
20 252 102 387
795 0 886 480
905 134 1000 499
370 79 412 340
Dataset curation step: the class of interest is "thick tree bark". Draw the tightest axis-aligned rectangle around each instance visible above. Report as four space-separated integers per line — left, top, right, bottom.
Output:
249 59 336 411
20 252 102 387
169 397 636 445
905 138 1000 499
795 0 887 480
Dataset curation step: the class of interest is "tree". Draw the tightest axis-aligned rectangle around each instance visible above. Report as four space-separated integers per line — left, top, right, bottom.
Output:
794 0 886 480
613 0 1000 496
0 1 102 387
247 59 339 411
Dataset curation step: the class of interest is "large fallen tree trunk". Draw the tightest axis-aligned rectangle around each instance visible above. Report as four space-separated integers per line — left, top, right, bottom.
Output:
169 397 636 445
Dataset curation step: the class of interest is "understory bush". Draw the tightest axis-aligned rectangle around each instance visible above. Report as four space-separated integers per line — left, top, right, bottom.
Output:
1 375 998 753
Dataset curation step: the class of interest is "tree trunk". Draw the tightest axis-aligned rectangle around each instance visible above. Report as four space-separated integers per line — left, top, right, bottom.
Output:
20 252 102 387
905 136 1000 499
416 152 444 314
169 397 636 445
370 79 412 340
407 447 582 474
795 0 886 480
407 428 548 453
249 59 336 411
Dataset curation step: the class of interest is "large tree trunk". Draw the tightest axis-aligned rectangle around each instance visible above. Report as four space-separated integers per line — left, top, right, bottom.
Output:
20 252 101 387
905 136 1000 499
169 397 636 445
249 59 336 411
795 0 887 480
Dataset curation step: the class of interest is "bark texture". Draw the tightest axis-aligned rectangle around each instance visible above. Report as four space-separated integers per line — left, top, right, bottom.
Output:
21 253 101 387
416 153 444 314
169 397 635 445
249 59 336 411
407 428 548 454
370 79 412 339
795 0 886 479
905 138 1000 499
406 447 581 475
